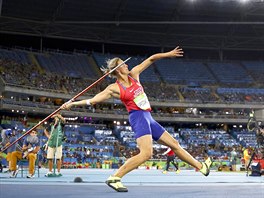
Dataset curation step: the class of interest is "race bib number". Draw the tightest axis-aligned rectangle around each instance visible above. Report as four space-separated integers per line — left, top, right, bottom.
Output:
133 93 151 110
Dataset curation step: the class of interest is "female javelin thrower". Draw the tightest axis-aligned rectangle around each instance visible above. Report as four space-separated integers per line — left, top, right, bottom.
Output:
62 47 212 192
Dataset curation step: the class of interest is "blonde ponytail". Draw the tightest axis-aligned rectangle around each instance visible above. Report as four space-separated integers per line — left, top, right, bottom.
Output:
100 57 120 78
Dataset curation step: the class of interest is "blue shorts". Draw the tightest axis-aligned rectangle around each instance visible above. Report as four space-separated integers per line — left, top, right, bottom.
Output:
129 110 165 141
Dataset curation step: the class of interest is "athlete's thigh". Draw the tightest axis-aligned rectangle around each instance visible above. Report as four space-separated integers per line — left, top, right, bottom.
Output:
157 131 179 148
136 134 153 153
129 111 152 139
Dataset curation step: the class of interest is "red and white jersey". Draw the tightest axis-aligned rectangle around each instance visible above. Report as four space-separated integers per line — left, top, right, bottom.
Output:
167 149 175 156
116 76 151 112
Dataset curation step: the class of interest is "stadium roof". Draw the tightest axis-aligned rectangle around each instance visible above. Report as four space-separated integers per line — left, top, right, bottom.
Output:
0 0 264 51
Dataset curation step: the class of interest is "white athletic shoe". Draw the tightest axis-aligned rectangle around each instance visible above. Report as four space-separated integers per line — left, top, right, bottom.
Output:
26 174 35 178
10 170 19 178
45 171 53 177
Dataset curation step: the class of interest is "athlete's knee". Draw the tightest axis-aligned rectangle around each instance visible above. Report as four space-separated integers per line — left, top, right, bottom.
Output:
171 139 182 150
140 149 153 160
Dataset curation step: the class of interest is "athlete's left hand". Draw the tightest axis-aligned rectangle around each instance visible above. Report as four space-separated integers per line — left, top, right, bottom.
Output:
168 46 184 57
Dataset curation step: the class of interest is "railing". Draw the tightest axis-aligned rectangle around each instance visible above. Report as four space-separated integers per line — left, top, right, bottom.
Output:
2 82 264 105
1 98 250 120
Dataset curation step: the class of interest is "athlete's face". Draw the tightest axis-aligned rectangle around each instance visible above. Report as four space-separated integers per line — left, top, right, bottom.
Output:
117 59 129 74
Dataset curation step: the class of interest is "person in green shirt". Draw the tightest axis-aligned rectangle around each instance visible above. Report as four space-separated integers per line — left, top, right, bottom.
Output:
44 113 65 177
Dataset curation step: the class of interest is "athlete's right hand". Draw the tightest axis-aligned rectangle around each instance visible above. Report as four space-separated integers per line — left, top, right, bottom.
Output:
61 102 73 110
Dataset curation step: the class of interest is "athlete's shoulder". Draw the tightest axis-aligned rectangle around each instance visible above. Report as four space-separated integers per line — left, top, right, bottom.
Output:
128 73 140 82
106 83 120 94
107 83 119 89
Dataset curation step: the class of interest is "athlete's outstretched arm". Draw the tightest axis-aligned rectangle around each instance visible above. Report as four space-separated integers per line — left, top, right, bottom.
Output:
130 46 184 77
61 84 116 109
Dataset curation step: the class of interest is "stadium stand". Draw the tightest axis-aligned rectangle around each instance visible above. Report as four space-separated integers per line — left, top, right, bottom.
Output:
155 59 216 84
207 62 254 85
0 47 264 171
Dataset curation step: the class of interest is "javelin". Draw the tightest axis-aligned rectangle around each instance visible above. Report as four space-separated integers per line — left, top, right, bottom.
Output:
1 57 131 152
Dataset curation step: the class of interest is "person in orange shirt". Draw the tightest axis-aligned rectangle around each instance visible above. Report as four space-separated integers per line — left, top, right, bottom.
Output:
243 147 251 170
